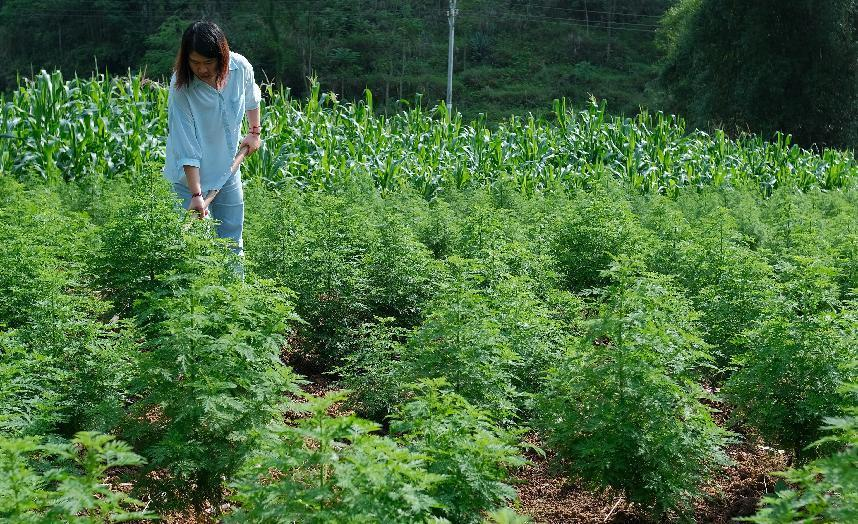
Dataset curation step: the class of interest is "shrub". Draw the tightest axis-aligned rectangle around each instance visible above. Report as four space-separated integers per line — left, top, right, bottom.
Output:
489 275 571 400
0 318 137 438
760 191 841 315
227 391 442 524
741 384 857 523
245 189 375 365
484 508 533 524
0 188 94 330
390 379 528 524
725 311 855 460
634 192 692 277
828 213 858 299
338 269 573 421
549 187 652 292
535 259 728 517
399 258 521 418
336 318 410 421
773 255 841 316
694 245 780 371
407 195 458 259
669 206 745 296
0 186 133 437
0 431 155 522
122 236 301 509
94 173 189 313
363 213 440 327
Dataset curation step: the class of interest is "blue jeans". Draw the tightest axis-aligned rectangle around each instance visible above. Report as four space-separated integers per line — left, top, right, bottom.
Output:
172 172 245 256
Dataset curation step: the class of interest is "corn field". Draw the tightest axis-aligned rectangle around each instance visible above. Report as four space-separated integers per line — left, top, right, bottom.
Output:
2 70 857 195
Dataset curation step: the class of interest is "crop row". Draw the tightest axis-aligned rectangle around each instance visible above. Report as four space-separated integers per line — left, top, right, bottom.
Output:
1 71 857 194
1 167 856 520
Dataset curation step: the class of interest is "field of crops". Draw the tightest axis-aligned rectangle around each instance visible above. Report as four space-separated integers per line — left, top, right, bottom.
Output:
1 72 856 523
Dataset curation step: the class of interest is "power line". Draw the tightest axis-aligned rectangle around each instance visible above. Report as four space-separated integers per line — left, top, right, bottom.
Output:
514 2 665 20
520 14 660 31
456 12 659 33
435 7 661 32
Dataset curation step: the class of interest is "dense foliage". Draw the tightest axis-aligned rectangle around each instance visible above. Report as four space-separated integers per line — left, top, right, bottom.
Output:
4 73 858 196
743 384 858 523
661 0 858 148
536 259 728 517
1 75 857 521
0 432 155 522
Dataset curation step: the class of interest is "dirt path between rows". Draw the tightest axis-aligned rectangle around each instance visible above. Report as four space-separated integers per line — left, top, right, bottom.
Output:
514 426 789 523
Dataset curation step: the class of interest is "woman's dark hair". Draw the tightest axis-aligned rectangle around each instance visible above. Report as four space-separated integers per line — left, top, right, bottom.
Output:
173 21 230 89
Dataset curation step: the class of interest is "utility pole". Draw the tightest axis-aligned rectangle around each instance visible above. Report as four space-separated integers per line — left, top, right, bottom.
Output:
446 0 458 108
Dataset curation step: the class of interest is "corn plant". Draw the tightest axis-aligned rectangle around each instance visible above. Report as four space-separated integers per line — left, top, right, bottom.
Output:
4 72 858 195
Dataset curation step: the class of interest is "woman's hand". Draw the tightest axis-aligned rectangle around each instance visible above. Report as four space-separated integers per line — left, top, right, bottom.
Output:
240 133 262 155
189 194 208 218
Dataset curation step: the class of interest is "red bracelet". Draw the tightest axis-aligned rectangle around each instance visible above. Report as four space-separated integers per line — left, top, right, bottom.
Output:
191 191 203 198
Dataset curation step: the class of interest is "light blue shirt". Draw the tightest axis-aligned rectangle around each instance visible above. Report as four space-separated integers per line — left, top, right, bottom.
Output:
164 51 261 191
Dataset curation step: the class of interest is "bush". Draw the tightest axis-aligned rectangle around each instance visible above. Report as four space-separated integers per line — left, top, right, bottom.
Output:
0 185 133 437
0 317 137 438
634 192 692 277
390 379 528 524
0 188 95 330
741 384 857 523
694 245 780 371
336 318 410 421
488 275 571 401
245 189 376 365
122 235 301 509
0 431 155 522
338 270 574 421
761 191 841 315
535 259 728 517
227 391 443 524
94 173 189 314
549 187 652 292
725 311 855 460
363 212 440 327
399 258 521 418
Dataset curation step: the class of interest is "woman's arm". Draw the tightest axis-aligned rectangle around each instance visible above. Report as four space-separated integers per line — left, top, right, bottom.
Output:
240 107 261 154
240 59 262 155
184 165 207 216
167 80 205 214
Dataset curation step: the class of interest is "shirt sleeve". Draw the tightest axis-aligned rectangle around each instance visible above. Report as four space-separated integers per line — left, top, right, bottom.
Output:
244 62 262 111
168 83 202 169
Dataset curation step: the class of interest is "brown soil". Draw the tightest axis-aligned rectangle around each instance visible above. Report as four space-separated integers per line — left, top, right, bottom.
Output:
515 429 789 524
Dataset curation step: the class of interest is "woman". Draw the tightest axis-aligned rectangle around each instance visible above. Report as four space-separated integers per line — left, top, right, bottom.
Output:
163 20 262 255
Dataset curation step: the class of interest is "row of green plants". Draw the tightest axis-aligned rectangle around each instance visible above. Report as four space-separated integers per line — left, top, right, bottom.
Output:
2 71 858 194
0 70 856 520
0 174 529 523
242 175 856 519
1 165 856 520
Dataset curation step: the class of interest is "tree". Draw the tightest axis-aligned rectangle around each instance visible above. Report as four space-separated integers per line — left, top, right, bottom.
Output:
660 0 858 148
